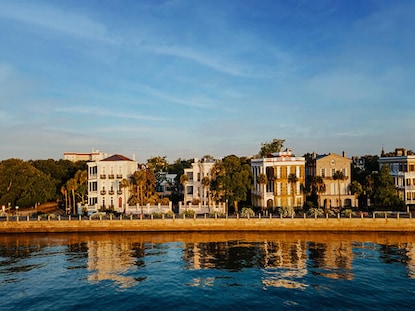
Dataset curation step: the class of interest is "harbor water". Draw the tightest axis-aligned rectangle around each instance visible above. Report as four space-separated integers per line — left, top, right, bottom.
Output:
1 232 415 310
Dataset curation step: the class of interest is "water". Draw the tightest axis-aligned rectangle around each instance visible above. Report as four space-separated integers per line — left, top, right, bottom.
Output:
1 232 415 311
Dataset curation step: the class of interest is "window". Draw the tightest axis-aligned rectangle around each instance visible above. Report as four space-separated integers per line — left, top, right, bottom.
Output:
331 168 335 176
276 182 282 195
296 166 300 177
407 179 411 186
321 168 326 178
276 167 281 179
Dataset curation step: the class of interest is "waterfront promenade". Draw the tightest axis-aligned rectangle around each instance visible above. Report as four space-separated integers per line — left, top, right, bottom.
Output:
2 214 415 233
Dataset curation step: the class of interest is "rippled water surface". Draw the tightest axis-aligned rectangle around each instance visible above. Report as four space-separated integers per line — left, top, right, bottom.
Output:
1 232 415 310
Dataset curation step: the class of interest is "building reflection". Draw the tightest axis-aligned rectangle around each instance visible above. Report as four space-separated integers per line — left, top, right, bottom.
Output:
3 232 415 289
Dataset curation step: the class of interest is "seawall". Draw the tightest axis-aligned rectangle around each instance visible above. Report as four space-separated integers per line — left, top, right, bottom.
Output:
2 216 415 233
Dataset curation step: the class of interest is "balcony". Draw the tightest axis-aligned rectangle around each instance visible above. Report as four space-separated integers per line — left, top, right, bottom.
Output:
100 190 106 195
109 190 115 195
116 174 123 179
109 174 115 179
117 190 123 195
100 174 106 179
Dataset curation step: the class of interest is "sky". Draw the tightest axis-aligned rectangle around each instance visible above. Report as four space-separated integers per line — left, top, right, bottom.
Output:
0 0 414 163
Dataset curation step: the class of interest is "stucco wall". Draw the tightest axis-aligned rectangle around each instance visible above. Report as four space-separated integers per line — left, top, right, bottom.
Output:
2 216 415 233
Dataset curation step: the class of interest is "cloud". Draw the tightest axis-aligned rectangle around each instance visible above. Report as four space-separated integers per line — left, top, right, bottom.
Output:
55 106 165 121
0 2 115 43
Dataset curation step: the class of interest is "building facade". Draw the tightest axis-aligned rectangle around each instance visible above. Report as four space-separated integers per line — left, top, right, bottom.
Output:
306 152 357 209
251 149 306 210
183 158 216 205
64 149 108 162
87 154 139 212
379 148 415 208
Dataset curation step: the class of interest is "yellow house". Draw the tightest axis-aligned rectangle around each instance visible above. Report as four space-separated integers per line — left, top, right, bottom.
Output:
307 152 357 209
251 149 305 210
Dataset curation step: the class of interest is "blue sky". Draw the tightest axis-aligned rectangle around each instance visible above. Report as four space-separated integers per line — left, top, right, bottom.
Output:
0 0 414 162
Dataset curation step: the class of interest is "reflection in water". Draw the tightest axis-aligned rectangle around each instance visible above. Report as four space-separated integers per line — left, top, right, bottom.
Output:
1 232 415 290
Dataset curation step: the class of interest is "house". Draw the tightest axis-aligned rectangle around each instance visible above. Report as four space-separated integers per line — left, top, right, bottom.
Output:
183 157 216 205
64 149 108 162
379 148 415 208
87 154 139 212
306 152 357 209
251 149 306 210
156 172 177 198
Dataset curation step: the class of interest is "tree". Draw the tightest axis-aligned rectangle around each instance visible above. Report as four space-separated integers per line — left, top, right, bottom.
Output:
120 178 131 213
257 173 268 211
201 176 211 206
0 159 56 208
372 166 403 209
306 176 326 208
74 170 88 205
60 184 68 214
210 155 252 214
288 173 298 207
351 181 363 200
258 139 285 158
333 170 346 208
66 178 77 214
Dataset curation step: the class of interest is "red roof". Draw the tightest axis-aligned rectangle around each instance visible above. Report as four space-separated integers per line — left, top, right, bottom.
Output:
101 154 134 161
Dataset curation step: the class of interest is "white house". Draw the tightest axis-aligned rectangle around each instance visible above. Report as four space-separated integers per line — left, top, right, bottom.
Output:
87 154 139 213
183 158 216 205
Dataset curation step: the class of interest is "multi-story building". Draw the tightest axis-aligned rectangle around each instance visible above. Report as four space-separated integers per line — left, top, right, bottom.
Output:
251 149 305 210
183 158 216 205
379 148 415 208
306 152 356 209
64 149 108 162
87 154 139 212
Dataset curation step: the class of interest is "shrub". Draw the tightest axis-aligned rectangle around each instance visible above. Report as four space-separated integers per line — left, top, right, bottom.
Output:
341 209 354 217
180 209 196 218
307 207 324 217
278 206 295 217
151 212 164 219
164 210 174 218
241 207 255 218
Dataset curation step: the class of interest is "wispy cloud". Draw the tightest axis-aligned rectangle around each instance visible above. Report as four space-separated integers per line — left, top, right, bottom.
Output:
56 106 165 121
0 2 116 44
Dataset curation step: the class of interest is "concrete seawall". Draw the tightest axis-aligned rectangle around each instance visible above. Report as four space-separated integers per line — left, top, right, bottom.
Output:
2 216 415 233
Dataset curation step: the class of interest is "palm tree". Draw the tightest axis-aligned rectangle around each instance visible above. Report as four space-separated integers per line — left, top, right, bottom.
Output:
60 184 68 214
75 170 88 205
257 173 268 212
66 178 77 215
180 174 189 202
288 173 298 208
201 176 210 206
311 176 326 208
120 178 131 213
333 170 346 209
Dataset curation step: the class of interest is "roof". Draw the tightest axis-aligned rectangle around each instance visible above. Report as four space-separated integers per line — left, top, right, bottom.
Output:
101 154 134 162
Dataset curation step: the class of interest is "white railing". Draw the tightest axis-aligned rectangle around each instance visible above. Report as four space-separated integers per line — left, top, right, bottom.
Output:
125 202 172 215
178 202 226 215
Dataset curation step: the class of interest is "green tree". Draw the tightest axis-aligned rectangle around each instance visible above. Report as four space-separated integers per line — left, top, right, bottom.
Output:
258 139 285 158
0 159 56 208
257 173 268 211
66 178 77 214
288 173 298 207
333 170 346 208
306 176 326 208
201 176 211 205
120 178 131 212
210 155 252 214
372 165 403 209
74 170 88 205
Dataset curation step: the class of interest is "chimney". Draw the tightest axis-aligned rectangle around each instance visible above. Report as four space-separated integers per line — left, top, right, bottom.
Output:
342 151 346 158
132 153 136 161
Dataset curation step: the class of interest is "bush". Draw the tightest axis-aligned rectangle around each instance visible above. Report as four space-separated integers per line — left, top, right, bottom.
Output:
151 212 164 219
180 209 196 218
278 206 295 217
165 210 174 218
307 207 324 217
341 209 354 217
209 211 226 218
241 207 255 218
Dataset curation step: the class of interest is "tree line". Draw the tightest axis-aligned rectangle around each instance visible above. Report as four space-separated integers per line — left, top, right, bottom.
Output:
0 138 404 213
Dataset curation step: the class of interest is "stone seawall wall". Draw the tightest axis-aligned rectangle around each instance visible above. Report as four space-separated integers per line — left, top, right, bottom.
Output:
2 217 415 233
